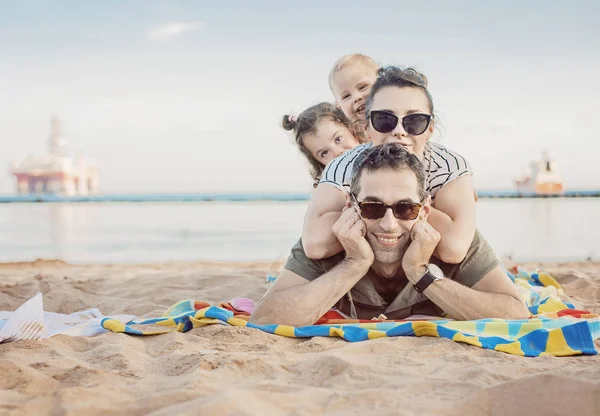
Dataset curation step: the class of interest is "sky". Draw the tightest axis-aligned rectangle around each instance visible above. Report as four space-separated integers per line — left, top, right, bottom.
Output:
1 0 599 194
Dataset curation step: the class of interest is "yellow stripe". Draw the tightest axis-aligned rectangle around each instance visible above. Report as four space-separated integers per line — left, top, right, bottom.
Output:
103 319 126 333
273 325 296 337
358 323 381 330
367 330 387 340
412 321 439 337
329 327 345 338
546 328 580 356
516 320 543 338
537 297 570 313
537 272 562 290
482 320 510 337
227 317 250 327
452 332 482 348
156 318 177 327
190 317 223 327
495 341 525 356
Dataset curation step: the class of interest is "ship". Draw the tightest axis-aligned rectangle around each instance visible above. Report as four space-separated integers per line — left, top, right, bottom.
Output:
514 151 564 195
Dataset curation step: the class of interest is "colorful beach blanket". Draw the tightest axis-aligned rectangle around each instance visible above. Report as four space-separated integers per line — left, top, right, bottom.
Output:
101 267 600 357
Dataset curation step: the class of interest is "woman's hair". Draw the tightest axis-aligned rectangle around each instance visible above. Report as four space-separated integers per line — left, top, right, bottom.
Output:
365 66 434 117
283 102 366 187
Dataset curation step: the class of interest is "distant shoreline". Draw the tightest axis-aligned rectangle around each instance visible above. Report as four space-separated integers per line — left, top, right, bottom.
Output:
0 190 599 203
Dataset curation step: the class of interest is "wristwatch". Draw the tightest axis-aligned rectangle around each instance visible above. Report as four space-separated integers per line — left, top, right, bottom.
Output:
414 264 445 293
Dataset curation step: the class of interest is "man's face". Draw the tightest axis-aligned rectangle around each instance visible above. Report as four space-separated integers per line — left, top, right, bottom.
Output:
355 168 429 265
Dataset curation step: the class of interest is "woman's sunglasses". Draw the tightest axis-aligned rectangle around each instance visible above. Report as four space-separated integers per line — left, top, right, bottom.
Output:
352 195 423 221
370 110 432 135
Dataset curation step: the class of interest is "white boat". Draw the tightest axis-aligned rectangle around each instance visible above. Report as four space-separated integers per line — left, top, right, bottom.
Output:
514 151 564 195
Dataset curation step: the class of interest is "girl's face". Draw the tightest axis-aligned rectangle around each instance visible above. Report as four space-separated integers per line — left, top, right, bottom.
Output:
367 86 434 160
303 117 361 166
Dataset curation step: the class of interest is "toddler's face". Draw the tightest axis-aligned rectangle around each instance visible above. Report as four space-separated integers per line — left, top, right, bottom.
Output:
330 65 377 122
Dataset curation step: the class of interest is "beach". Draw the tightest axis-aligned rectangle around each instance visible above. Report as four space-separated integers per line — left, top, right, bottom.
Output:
1 259 599 416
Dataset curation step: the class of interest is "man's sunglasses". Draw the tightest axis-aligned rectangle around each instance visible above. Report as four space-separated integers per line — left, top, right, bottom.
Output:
370 110 432 135
352 195 423 221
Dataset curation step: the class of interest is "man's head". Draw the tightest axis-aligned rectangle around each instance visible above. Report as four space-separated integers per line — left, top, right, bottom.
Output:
350 143 430 265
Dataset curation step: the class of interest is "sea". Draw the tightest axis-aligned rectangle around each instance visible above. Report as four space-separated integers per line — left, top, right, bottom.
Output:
0 198 598 264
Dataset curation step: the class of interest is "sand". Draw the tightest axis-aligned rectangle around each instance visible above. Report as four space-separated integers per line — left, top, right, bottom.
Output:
1 260 599 416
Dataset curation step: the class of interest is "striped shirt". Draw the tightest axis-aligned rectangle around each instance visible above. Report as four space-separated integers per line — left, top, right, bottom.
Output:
319 142 472 200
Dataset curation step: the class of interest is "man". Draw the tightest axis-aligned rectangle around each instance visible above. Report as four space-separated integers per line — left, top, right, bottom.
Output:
250 143 529 327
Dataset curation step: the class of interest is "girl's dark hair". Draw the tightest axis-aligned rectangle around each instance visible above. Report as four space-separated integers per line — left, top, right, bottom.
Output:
283 102 366 187
366 66 434 117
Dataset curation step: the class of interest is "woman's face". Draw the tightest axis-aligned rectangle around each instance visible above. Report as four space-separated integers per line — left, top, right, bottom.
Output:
367 86 434 160
303 118 361 166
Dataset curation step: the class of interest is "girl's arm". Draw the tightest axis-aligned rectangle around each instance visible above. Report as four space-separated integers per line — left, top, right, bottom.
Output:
302 184 347 259
427 175 477 264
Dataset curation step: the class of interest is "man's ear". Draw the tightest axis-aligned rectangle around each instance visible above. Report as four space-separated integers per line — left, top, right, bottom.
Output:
420 195 432 220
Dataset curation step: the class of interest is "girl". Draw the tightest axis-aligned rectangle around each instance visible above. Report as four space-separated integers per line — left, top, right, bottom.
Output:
282 102 366 187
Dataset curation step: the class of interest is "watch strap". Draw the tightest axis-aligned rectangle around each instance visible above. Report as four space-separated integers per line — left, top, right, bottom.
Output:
414 269 437 293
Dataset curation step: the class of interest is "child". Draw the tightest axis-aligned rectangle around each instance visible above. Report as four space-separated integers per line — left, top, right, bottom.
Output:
282 102 366 187
328 54 379 123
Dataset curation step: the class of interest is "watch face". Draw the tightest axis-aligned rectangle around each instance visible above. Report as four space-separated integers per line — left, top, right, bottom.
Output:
428 264 444 279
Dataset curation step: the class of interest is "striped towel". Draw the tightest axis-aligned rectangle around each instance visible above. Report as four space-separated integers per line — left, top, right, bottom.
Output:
101 267 600 357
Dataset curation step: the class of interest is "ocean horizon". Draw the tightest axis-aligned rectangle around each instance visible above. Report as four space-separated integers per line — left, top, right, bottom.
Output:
1 189 600 204
1 198 598 265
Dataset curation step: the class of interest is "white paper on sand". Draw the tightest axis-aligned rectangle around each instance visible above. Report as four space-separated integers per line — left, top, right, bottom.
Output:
0 292 136 343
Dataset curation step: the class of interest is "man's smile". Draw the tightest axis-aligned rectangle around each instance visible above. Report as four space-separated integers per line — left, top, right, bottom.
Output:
374 234 402 247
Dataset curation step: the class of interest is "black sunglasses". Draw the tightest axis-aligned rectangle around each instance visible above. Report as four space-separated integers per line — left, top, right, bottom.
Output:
370 111 432 135
352 195 422 221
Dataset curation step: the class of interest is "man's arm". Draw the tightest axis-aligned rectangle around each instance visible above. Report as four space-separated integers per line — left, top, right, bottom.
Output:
402 221 529 320
252 204 375 326
249 258 369 327
407 265 530 320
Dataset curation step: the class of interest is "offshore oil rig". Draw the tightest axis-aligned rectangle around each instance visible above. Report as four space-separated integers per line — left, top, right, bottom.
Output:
9 117 99 196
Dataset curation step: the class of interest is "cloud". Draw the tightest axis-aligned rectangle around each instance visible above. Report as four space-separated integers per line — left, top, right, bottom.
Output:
147 22 203 41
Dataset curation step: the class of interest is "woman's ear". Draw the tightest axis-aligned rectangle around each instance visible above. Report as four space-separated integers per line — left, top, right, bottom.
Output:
428 118 435 136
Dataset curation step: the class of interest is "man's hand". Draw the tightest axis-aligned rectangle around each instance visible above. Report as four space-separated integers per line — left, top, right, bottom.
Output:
402 220 441 283
332 204 374 267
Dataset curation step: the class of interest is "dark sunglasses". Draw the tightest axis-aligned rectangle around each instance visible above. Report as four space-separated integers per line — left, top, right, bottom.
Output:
352 195 423 221
370 110 432 135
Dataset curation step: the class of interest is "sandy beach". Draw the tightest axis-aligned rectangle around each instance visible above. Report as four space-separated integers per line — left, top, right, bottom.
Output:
1 260 599 416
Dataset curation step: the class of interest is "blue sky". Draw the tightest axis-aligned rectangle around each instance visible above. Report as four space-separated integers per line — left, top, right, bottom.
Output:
1 0 599 193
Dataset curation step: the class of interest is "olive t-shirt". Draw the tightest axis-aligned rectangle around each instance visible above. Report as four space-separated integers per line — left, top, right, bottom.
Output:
284 230 500 320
